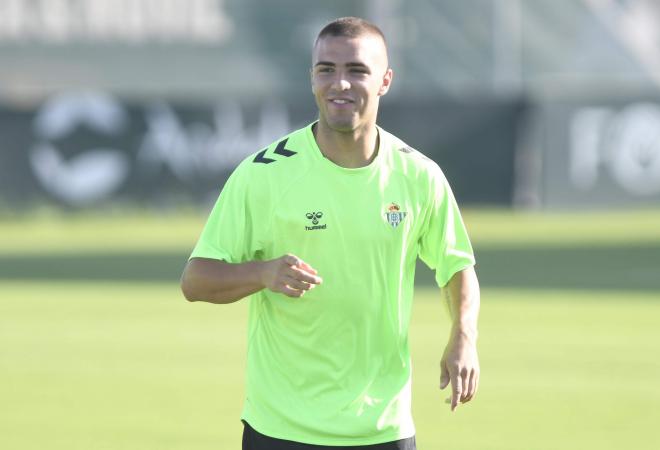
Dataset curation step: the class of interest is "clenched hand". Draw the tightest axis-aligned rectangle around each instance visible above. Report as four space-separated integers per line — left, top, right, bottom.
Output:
260 254 323 297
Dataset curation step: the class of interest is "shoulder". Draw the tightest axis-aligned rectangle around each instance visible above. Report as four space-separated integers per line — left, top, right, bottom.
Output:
231 124 315 180
223 125 316 204
380 127 447 183
380 127 455 204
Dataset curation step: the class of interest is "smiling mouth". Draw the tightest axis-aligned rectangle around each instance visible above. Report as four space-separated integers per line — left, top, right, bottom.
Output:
328 99 353 106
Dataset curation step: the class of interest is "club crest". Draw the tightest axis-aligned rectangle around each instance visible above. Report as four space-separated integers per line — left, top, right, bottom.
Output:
384 202 407 228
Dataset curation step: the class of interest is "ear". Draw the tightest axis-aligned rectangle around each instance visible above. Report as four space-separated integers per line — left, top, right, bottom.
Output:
378 68 393 96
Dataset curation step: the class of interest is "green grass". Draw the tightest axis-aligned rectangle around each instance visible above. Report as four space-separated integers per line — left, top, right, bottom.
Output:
411 288 660 450
1 210 659 449
1 283 659 450
0 282 245 449
1 208 659 252
462 208 660 247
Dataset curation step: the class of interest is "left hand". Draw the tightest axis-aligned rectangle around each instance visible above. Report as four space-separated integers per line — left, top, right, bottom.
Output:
439 331 480 412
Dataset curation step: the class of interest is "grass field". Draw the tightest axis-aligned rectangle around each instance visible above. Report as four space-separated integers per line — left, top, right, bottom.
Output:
1 209 659 449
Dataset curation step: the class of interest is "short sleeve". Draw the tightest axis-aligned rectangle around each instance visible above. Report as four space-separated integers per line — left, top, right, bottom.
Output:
189 163 264 263
418 166 475 287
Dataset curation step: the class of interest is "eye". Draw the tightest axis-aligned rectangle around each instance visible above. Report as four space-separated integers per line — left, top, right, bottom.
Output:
317 67 333 73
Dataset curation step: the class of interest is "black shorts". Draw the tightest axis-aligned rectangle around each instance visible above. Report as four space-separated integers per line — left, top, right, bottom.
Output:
242 421 417 450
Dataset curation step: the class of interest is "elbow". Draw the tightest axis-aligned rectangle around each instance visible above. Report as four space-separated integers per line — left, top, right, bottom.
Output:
180 268 201 302
179 258 240 304
180 267 226 303
180 278 196 302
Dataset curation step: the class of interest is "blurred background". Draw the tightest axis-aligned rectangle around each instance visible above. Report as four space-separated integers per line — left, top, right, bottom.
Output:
1 1 659 449
3 0 660 210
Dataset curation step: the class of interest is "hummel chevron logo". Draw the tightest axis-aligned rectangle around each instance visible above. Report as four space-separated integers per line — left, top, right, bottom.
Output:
252 138 297 164
274 139 297 157
253 149 275 164
305 211 326 231
306 211 323 224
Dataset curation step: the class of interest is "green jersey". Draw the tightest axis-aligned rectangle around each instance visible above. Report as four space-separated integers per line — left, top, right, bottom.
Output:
190 123 475 446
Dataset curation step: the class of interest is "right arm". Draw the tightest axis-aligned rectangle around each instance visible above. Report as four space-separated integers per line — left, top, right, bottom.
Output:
180 254 323 304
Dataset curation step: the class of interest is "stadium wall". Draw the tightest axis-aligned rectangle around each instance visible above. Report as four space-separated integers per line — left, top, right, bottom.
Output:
516 97 660 209
0 93 521 211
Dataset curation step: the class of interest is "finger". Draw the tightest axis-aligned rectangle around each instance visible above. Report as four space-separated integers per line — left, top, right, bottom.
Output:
439 362 450 390
284 253 311 270
461 370 473 402
284 275 315 291
282 255 322 282
458 368 470 403
474 371 480 397
279 284 305 298
283 254 304 267
290 266 323 285
451 371 462 412
295 260 322 281
298 260 318 275
462 369 476 403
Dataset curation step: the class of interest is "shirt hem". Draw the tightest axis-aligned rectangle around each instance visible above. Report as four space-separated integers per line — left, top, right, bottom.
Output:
241 414 415 447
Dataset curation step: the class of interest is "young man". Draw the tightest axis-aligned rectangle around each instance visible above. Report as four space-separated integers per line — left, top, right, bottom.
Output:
181 17 480 450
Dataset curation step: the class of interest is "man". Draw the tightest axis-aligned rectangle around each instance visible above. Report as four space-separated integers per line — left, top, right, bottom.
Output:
181 16 480 450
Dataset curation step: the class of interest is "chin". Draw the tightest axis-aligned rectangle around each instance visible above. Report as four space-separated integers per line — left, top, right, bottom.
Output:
329 123 358 133
324 117 359 133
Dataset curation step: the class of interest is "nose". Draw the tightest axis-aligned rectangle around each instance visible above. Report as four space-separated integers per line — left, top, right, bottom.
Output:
331 74 350 91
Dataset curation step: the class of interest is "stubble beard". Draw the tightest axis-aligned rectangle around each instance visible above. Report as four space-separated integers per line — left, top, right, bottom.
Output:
319 108 359 133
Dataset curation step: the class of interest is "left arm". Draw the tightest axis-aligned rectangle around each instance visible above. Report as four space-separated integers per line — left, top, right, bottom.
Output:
439 266 480 412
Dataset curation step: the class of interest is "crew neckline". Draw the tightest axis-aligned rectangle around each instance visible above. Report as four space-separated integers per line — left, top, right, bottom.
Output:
305 122 385 174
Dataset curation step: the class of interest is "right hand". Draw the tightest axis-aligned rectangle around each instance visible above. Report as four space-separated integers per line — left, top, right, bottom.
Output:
259 254 323 297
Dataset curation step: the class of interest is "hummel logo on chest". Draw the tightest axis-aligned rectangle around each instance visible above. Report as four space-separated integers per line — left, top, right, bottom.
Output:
305 211 327 231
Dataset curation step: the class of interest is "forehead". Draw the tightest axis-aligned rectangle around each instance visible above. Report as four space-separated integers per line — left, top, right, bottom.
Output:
312 34 388 66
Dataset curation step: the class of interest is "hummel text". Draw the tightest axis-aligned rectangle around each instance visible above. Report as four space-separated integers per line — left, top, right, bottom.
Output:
305 224 327 231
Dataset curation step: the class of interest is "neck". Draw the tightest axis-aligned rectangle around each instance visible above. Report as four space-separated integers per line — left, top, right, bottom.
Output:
313 122 379 168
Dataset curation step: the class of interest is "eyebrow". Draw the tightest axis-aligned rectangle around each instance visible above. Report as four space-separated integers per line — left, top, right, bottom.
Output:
314 61 370 69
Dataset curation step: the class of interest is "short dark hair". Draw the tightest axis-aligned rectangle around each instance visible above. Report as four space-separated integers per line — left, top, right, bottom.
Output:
315 17 387 48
